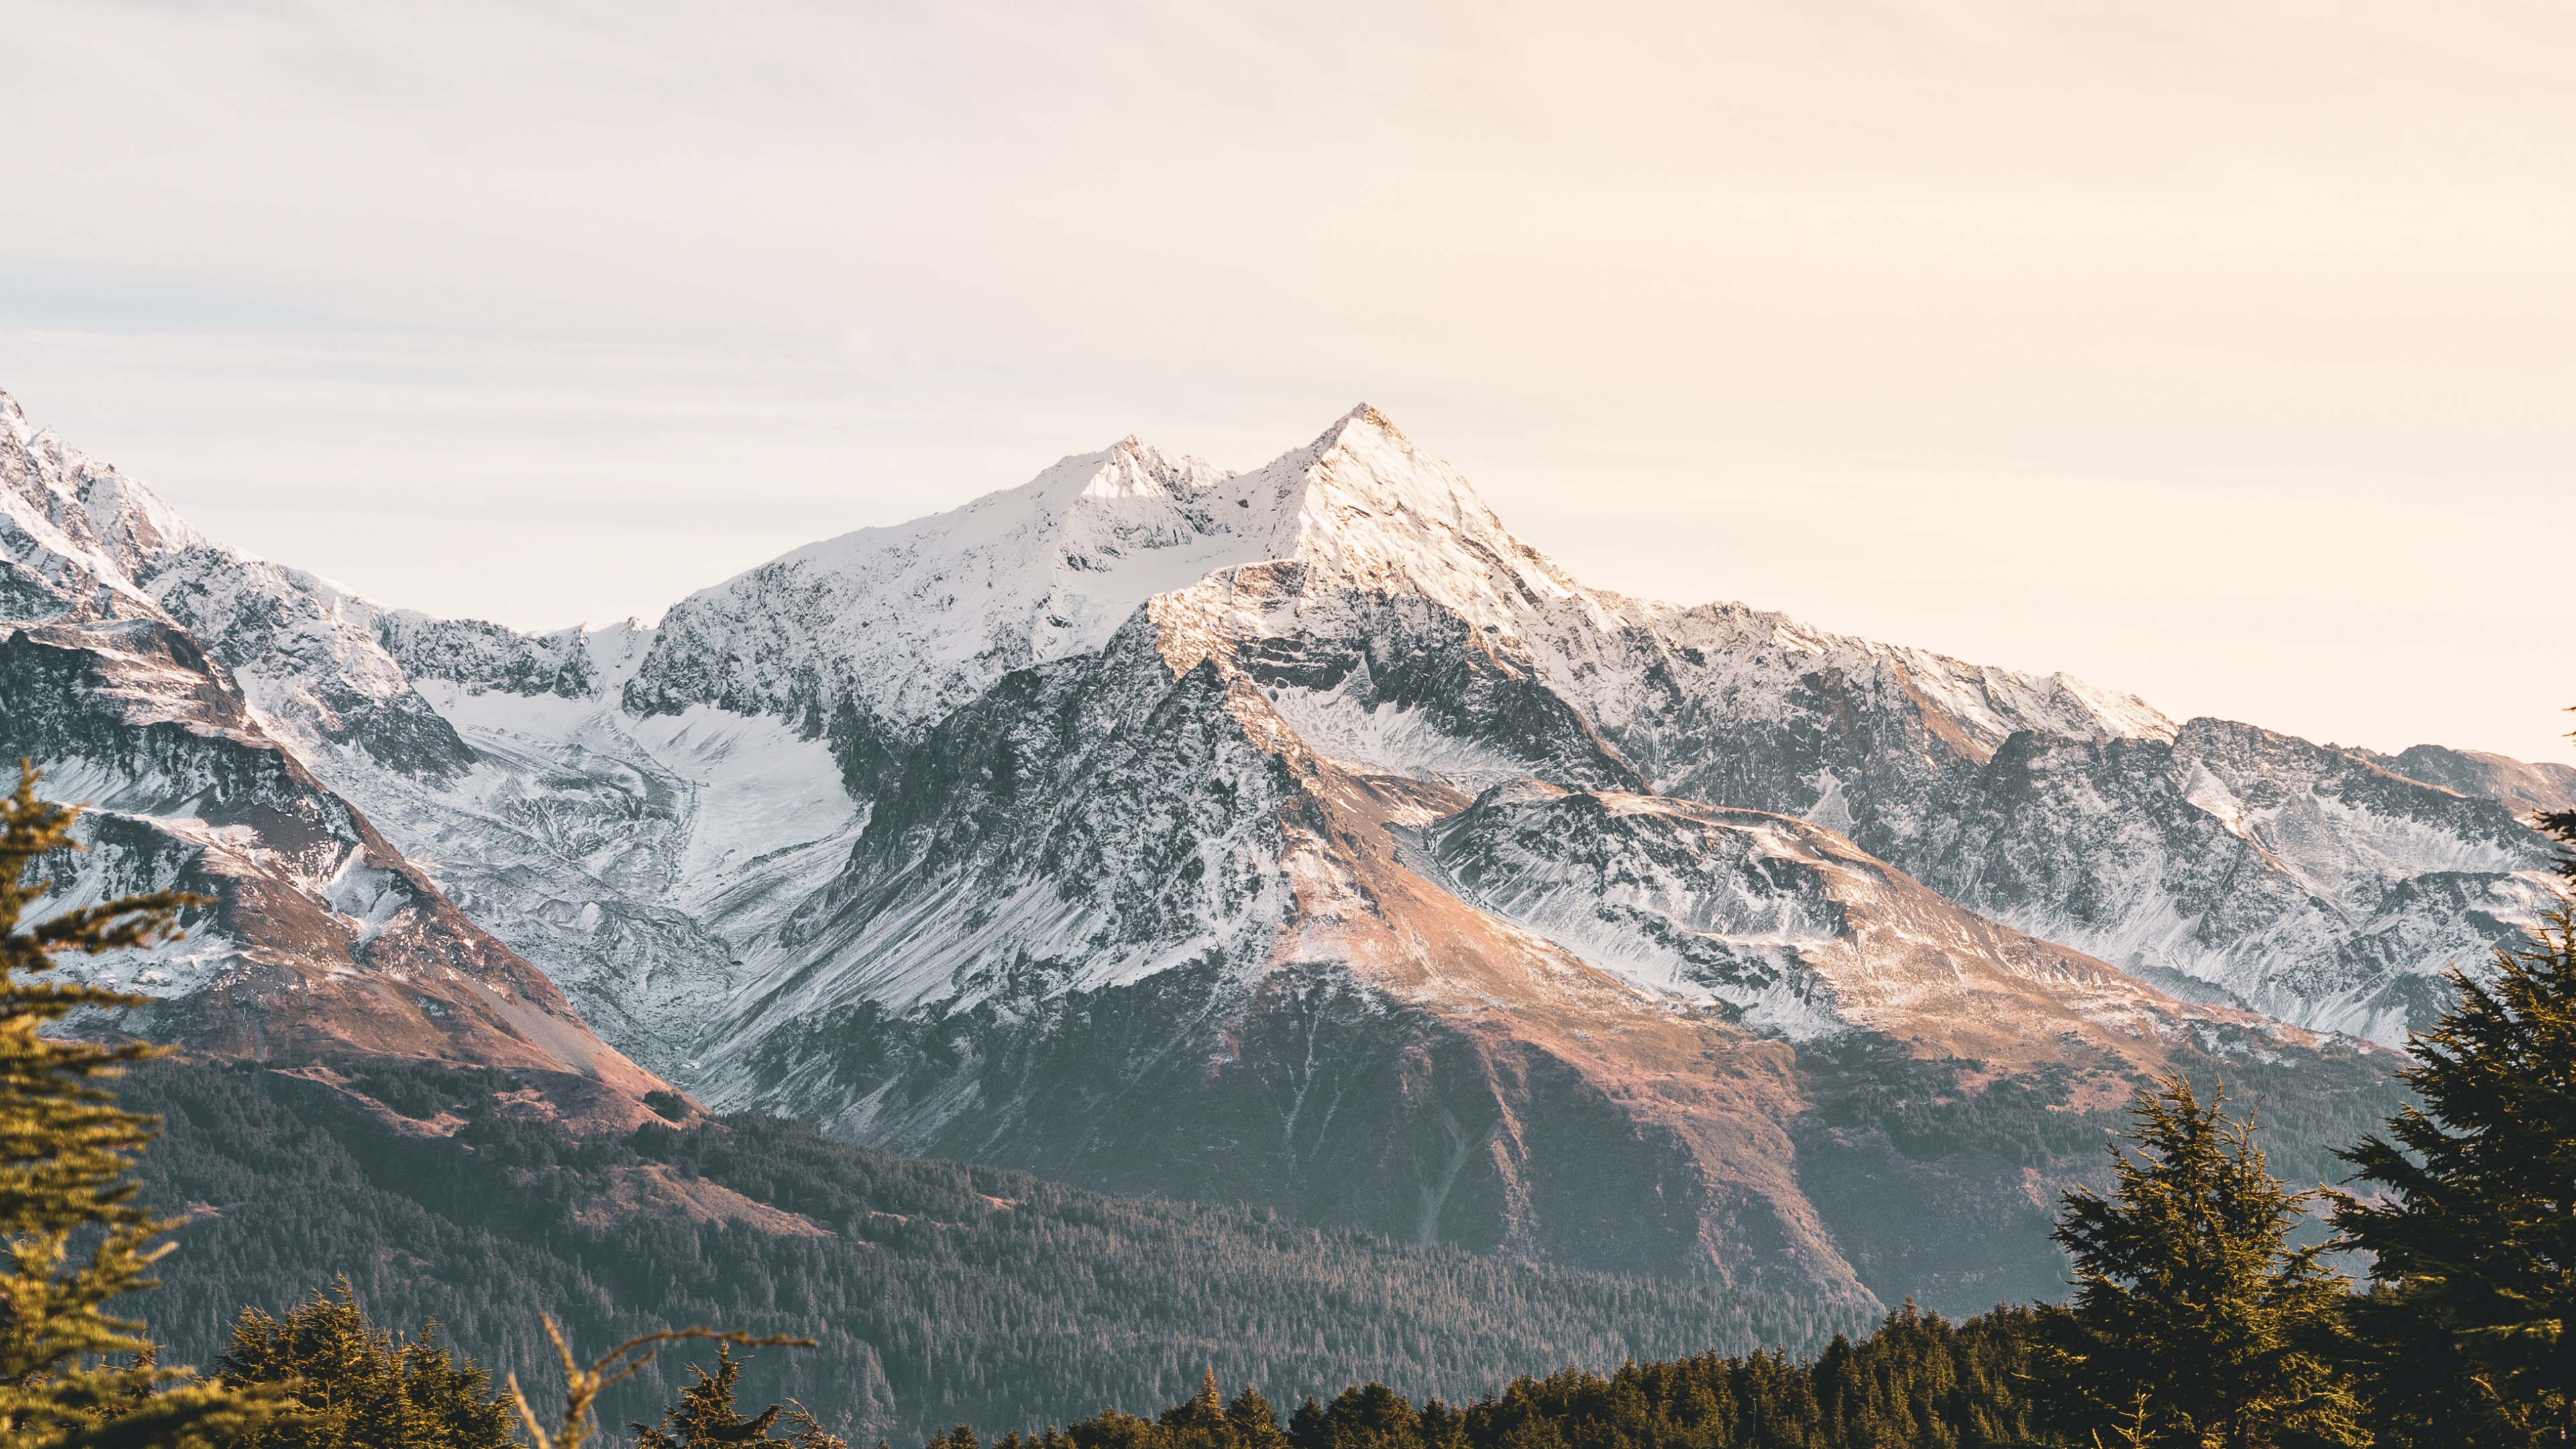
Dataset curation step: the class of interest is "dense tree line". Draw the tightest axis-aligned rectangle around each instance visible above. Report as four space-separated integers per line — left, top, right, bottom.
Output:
999 1304 2055 1449
535 1306 2054 1449
123 1059 1860 1443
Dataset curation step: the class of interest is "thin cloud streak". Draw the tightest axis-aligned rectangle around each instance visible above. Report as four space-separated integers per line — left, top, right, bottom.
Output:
3 0 2570 759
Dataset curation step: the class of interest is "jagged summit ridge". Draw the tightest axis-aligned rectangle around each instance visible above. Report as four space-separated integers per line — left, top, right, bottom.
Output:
621 403 1594 734
621 401 2156 769
627 431 1238 726
5 384 2566 1307
6 386 2553 1057
0 393 672 1121
1 390 207 623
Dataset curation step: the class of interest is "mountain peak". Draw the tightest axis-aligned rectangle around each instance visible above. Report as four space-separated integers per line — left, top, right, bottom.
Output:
1316 400 1402 445
1234 401 1570 621
622 405 1564 734
1 392 209 625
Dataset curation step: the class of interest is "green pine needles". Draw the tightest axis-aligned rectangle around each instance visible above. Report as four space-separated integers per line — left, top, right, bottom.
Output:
0 760 285 1447
2330 819 2576 1444
629 1344 843 1449
2047 1074 2367 1448
217 1281 515 1449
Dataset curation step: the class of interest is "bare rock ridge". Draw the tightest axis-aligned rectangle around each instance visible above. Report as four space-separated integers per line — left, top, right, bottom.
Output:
2 387 2560 1311
2365 743 2576 818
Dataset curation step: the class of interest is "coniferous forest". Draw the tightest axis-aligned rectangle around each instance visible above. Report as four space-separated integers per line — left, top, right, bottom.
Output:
121 1059 1866 1444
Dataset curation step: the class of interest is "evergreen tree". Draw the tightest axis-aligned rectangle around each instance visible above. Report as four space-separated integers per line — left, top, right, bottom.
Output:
2331 1283 2514 1449
777 1403 849 1449
2045 1072 2365 1448
1282 1384 1422 1449
1283 1400 1325 1449
506 1320 812 1449
1134 1373 1287 1449
2330 797 2576 1446
1153 1370 1226 1449
2540 708 2576 888
1062 1413 1152 1449
631 1346 785 1448
1222 1389 1286 1449
217 1280 513 1448
0 761 282 1447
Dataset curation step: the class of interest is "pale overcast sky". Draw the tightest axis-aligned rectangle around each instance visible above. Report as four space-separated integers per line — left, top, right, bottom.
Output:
4 1 2571 761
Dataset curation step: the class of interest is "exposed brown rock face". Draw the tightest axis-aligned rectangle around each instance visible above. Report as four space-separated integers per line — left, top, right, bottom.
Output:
0 619 667 1128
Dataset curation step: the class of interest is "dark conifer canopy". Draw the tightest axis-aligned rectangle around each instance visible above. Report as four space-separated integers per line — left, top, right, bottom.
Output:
2045 1073 2365 1446
2333 792 2576 1444
0 761 286 1446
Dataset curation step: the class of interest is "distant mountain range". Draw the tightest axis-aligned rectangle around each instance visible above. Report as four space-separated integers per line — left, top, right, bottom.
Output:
5 388 2566 1316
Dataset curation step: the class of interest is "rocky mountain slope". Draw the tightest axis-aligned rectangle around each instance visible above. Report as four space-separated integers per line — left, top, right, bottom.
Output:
5 388 2560 1312
0 394 669 1133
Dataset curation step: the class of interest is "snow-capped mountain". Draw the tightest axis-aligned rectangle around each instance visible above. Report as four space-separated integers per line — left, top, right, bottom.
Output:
0 392 672 1130
5 388 2561 1309
606 402 2548 1050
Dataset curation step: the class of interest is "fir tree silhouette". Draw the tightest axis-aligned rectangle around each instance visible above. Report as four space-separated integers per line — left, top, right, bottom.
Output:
0 760 288 1446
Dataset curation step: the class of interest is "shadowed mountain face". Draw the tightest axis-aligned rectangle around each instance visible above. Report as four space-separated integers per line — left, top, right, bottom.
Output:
2 388 2550 1309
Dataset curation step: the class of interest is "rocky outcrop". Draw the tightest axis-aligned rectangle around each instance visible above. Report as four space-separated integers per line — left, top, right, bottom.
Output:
0 619 665 1116
1492 602 2556 1046
2369 743 2576 818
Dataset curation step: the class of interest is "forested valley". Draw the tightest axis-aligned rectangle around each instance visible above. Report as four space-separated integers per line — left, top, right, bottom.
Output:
123 1059 1864 1443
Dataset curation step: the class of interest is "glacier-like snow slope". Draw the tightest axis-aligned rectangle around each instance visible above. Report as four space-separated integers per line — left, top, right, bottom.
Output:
1420 782 2190 1053
628 438 1242 727
0 394 838 1066
0 615 667 1110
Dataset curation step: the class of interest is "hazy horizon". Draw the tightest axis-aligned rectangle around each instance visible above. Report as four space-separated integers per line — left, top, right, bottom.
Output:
5 1 2570 762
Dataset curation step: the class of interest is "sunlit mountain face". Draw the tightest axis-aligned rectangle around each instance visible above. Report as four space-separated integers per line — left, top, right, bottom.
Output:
8 388 2559 1311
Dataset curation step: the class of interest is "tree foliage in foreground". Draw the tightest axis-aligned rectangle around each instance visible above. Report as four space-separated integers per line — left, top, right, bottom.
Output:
2044 1073 2365 1447
217 1281 515 1449
2330 798 2576 1448
630 1344 845 1449
0 762 283 1448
